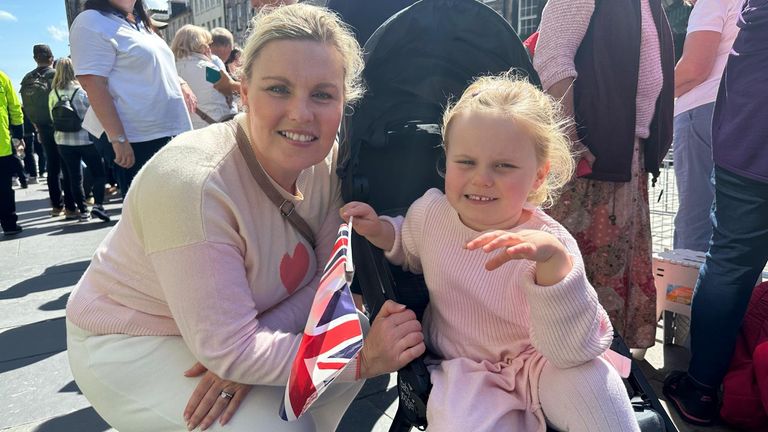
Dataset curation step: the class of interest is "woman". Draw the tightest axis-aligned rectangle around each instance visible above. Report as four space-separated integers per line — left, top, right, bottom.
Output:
225 46 243 79
172 25 238 130
66 5 425 431
48 57 111 223
533 0 675 349
69 0 194 195
672 0 741 252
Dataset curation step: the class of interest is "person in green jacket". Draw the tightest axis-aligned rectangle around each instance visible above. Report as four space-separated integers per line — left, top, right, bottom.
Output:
0 69 24 236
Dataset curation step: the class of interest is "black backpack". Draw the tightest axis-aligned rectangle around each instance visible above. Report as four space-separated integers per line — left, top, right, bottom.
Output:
51 88 83 133
19 67 55 126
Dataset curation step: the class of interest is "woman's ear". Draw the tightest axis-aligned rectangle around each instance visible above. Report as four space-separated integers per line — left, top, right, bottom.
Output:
240 79 249 109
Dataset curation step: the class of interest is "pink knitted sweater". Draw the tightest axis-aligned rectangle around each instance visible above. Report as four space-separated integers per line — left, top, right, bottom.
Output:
534 0 663 139
384 189 613 368
66 115 359 385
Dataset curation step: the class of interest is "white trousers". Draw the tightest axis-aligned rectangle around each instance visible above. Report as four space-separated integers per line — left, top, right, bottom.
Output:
66 320 364 432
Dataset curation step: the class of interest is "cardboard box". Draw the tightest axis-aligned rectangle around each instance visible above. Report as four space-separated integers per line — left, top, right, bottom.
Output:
653 249 706 318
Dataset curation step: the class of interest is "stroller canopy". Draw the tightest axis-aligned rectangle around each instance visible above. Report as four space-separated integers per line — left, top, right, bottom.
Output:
348 0 540 150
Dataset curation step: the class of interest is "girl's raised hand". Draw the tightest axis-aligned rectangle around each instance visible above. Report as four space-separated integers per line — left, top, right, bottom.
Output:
466 229 572 285
340 202 383 239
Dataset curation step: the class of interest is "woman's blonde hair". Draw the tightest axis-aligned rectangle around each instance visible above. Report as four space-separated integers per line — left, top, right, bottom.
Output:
171 25 213 59
442 73 575 208
242 4 364 105
52 57 78 91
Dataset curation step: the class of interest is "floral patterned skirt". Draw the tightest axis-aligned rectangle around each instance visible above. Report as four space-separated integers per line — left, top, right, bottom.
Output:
547 140 657 348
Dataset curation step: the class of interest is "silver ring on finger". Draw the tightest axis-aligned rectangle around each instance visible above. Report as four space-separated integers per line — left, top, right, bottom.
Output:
220 390 234 400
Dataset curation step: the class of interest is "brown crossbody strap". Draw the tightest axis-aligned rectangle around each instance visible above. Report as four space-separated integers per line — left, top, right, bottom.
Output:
230 120 316 248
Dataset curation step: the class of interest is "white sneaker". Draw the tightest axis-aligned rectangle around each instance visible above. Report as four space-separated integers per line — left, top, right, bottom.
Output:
12 178 20 188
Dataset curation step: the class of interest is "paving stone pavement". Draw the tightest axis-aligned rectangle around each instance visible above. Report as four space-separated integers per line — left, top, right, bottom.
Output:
0 180 739 432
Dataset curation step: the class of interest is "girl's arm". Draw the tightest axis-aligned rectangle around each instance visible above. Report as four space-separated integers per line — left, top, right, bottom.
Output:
341 201 395 251
523 227 613 368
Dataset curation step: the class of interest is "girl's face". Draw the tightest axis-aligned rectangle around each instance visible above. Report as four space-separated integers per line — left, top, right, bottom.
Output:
240 39 345 192
444 111 549 231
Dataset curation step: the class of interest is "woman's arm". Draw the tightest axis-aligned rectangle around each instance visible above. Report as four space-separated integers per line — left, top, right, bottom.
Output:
213 70 241 96
674 31 722 98
78 74 134 168
534 0 596 163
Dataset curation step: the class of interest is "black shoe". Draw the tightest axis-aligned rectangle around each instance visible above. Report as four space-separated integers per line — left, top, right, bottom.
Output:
2 225 22 236
91 205 110 222
663 371 718 426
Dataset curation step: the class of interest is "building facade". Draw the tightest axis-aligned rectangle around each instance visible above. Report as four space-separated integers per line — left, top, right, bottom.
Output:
164 1 195 41
191 0 227 30
64 0 86 27
224 0 254 46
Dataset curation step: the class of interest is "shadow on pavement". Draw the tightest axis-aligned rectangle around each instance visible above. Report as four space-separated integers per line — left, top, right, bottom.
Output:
33 407 111 432
337 374 398 432
15 198 53 214
0 261 90 300
59 380 82 394
0 318 65 373
39 292 70 311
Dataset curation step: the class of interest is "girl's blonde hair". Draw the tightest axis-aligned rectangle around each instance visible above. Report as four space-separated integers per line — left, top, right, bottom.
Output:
442 73 575 208
52 57 78 91
242 4 364 105
171 25 213 59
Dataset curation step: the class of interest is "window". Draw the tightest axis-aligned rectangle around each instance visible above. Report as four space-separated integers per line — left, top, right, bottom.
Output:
517 0 541 38
218 17 222 27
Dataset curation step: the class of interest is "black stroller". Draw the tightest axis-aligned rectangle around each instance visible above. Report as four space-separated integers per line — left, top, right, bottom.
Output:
338 1 677 431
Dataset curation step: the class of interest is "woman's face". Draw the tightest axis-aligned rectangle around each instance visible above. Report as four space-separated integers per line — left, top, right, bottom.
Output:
109 0 137 14
241 39 345 191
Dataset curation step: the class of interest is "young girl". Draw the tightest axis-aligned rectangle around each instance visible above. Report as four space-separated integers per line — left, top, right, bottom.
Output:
342 75 639 432
48 58 110 222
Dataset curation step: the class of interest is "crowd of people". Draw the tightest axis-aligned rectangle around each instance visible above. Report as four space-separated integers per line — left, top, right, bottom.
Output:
0 0 766 430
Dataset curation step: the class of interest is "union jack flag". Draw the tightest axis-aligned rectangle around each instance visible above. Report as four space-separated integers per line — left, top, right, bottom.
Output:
280 222 362 421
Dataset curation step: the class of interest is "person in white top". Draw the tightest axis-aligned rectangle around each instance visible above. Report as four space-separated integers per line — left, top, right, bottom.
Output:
47 57 111 223
210 27 242 98
172 25 238 129
672 0 741 251
69 0 193 195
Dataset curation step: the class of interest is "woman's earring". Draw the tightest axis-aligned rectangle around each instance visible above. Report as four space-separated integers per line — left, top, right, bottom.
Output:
242 105 249 113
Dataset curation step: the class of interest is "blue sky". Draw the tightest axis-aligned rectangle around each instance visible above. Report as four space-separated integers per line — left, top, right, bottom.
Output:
0 0 167 92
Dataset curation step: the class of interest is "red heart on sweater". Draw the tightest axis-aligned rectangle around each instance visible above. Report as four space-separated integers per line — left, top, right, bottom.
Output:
280 243 310 295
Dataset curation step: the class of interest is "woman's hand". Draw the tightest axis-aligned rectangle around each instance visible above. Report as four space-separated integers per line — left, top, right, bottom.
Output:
112 140 135 169
183 362 253 431
341 202 396 251
180 81 198 114
359 300 426 379
466 229 573 286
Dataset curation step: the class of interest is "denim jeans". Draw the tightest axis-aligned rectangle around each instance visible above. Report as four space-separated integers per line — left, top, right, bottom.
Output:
58 144 106 213
673 102 716 252
688 165 768 388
